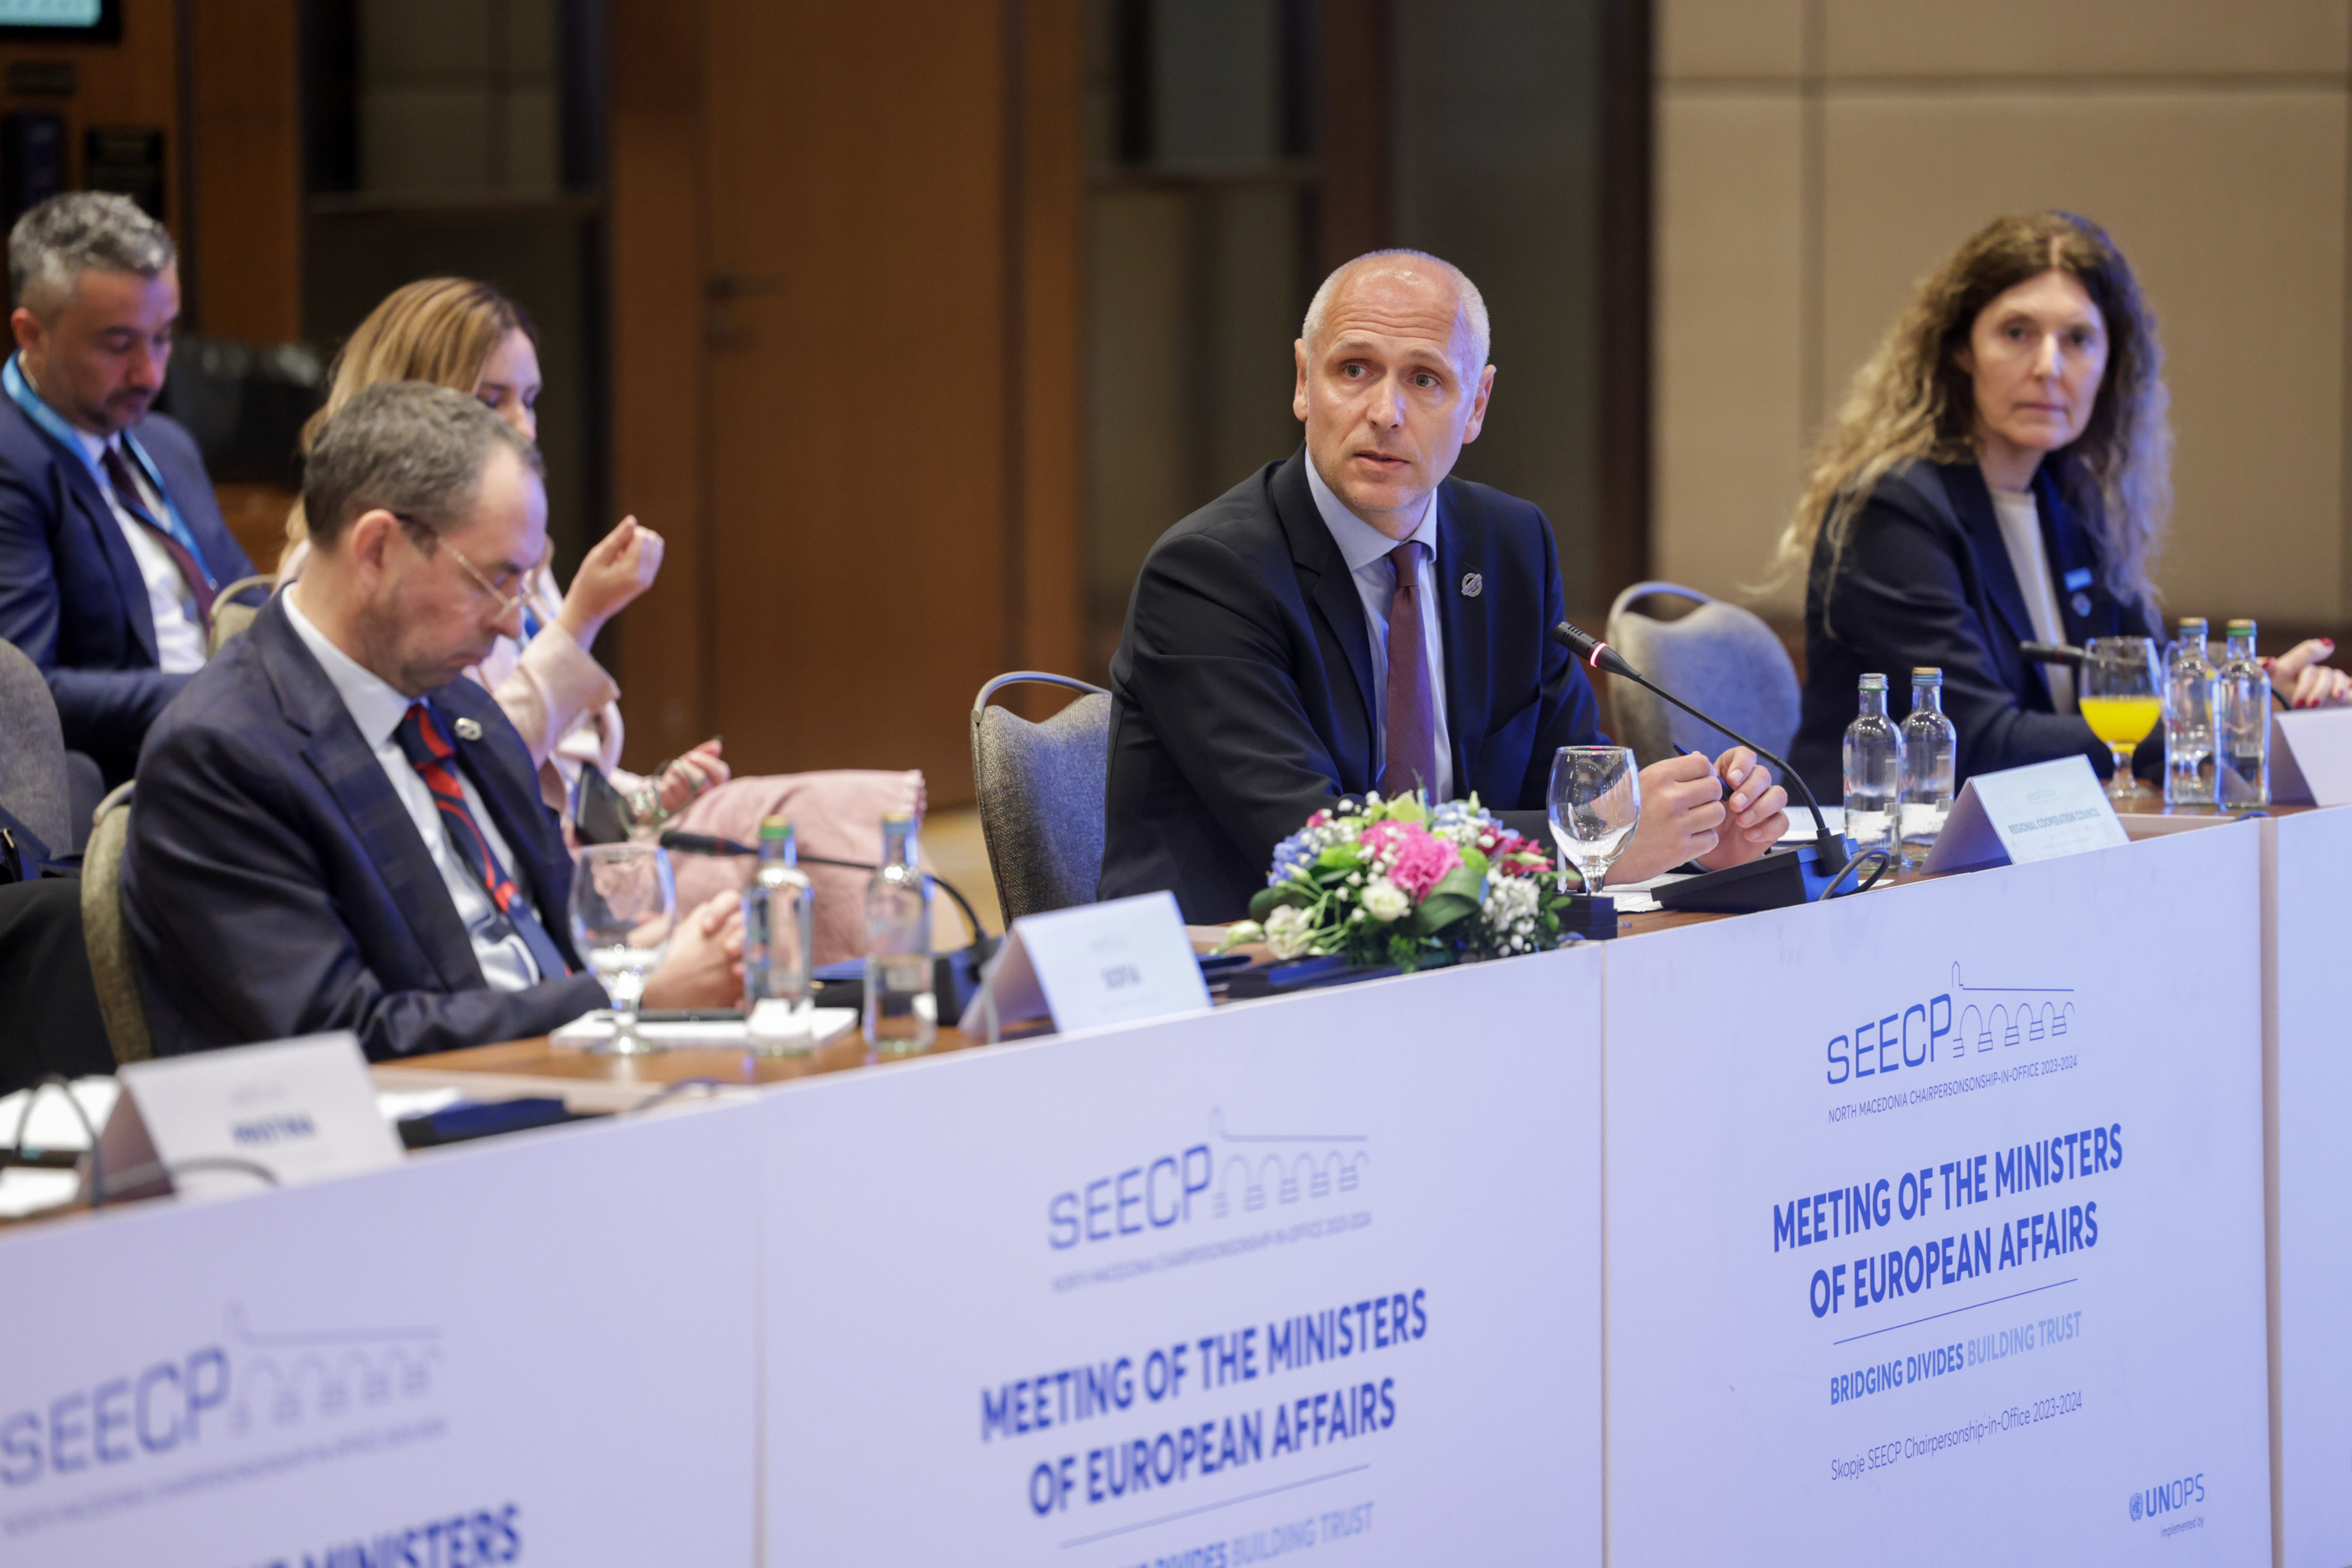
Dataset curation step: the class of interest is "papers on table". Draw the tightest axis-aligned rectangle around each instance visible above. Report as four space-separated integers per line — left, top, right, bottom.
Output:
1779 806 1844 842
550 1007 859 1051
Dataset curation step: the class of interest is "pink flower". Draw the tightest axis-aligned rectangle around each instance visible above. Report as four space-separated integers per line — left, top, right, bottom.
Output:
1357 820 1462 900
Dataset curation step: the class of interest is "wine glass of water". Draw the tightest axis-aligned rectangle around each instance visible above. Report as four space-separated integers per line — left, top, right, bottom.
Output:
570 842 676 1055
1548 746 1642 895
2079 636 2162 803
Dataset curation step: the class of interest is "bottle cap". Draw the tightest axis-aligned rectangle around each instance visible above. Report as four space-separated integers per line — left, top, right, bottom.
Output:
2226 618 2256 634
2177 617 2207 632
1911 667 1943 684
758 816 793 841
1857 673 1887 691
881 811 915 826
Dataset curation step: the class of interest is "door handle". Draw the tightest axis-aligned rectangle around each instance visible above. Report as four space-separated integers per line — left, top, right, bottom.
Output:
706 271 784 300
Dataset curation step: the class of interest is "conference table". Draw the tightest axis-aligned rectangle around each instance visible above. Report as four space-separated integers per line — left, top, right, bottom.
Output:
3 803 2340 1567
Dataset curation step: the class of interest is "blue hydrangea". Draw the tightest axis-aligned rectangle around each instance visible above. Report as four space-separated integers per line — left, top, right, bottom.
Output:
1269 827 1320 886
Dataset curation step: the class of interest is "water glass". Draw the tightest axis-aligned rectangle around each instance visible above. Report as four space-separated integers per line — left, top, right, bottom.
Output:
570 842 677 1055
1547 746 1642 895
2079 636 2162 802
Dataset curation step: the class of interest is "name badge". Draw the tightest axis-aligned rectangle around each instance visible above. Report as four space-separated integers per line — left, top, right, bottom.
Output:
91 1032 404 1204
960 891 1210 1038
2062 567 2094 593
2270 708 2352 806
1921 756 2128 874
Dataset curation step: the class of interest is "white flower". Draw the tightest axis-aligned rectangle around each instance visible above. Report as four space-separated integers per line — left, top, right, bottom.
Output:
1361 877 1411 923
1480 875 1539 942
1264 904 1316 960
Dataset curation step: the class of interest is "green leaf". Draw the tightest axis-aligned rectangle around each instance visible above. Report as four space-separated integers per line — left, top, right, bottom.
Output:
1460 846 1490 876
1248 884 1312 921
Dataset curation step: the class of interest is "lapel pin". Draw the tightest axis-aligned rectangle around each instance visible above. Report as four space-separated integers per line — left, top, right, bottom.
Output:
2069 592 2092 618
1460 572 1483 598
453 716 483 742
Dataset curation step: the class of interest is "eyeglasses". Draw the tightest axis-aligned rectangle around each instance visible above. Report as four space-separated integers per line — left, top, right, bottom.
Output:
391 512 532 621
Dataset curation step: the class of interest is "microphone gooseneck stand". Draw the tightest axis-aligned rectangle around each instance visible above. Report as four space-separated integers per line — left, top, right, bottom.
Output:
1552 621 1872 912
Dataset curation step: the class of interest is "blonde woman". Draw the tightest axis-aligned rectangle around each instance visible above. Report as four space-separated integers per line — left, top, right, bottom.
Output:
282 278 925 960
1779 212 2172 800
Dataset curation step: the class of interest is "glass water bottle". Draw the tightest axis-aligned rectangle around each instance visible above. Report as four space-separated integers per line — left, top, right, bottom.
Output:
1898 668 1956 868
2162 618 2217 807
862 812 936 1054
2214 619 2271 809
1842 674 1903 859
742 816 815 1051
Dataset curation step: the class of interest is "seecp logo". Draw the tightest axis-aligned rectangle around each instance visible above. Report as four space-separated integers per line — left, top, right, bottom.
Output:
1046 1108 1371 1250
0 1303 444 1489
1824 962 2081 1086
2130 1471 2206 1522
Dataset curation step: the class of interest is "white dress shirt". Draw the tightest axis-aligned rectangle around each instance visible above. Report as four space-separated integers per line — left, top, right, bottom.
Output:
1304 459 1454 801
282 587 545 991
1989 485 2074 713
71 426 205 674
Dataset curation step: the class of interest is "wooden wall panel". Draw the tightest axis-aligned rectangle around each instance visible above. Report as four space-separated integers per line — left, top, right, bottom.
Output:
0 0 180 233
607 0 1087 793
608 0 711 766
184 0 301 343
1016 0 1086 691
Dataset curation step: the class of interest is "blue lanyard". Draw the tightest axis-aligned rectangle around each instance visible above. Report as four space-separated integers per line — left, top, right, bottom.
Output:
4 352 214 587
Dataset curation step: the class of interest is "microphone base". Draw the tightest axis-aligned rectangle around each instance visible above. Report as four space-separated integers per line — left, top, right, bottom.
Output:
1653 841 1853 914
1558 894 1621 940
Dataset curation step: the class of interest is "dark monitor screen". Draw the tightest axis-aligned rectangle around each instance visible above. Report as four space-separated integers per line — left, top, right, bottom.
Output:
0 1 119 42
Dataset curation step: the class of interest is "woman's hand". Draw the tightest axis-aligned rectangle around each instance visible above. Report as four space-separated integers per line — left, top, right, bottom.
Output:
556 516 666 650
2263 639 2352 709
654 739 732 814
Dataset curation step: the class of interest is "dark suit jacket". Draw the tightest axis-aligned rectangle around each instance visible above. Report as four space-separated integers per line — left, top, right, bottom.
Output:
1790 458 2155 803
121 594 610 1060
1099 449 1604 922
0 393 253 786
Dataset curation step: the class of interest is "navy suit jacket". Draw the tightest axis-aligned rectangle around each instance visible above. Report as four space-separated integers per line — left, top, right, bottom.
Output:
0 392 253 786
1099 449 1604 922
1789 458 2155 803
122 594 609 1060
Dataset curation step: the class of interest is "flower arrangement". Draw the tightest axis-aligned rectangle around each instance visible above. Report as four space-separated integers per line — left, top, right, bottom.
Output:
1221 792 1576 973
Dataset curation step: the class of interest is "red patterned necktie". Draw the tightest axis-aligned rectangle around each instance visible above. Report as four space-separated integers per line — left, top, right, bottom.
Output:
100 442 214 636
393 701 569 978
1380 540 1438 800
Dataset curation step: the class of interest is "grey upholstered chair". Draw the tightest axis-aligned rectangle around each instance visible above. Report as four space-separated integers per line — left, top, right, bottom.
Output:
970 672 1111 923
208 573 277 655
80 780 153 1065
0 636 71 853
1604 581 1801 778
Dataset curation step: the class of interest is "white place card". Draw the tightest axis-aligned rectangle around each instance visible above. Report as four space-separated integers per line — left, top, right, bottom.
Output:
958 890 1210 1038
90 1032 404 1204
1920 754 2128 874
2270 708 2352 807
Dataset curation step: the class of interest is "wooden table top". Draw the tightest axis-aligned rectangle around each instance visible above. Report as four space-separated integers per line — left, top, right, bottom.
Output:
375 799 2301 1110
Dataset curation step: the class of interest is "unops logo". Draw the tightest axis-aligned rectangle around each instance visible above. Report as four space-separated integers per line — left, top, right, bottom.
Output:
2131 1472 2205 1522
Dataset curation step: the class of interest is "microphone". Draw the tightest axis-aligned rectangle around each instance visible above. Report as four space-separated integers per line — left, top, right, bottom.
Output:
2019 640 2087 667
1551 620 1857 912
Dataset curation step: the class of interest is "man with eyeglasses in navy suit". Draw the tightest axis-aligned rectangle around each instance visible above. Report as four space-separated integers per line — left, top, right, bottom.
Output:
121 383 744 1059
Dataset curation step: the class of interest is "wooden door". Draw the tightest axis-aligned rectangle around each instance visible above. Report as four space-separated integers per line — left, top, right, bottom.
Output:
610 0 1083 803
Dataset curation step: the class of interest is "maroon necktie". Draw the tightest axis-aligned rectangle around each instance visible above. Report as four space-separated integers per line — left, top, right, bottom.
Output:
1380 540 1438 800
100 443 214 637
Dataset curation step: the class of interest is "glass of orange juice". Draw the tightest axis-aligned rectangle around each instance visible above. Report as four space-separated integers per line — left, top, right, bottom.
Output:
2079 636 2162 801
